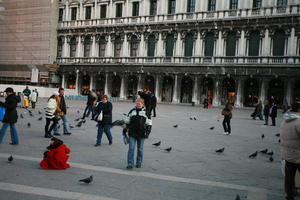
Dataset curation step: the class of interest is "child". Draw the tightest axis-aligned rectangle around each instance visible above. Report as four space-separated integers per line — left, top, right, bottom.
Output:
40 137 71 169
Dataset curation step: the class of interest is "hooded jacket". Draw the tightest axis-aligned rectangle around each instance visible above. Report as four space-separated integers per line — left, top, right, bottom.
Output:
280 113 300 163
0 93 19 123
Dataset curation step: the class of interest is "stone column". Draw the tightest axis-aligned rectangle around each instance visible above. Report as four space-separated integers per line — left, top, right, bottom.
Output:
75 70 80 95
61 73 66 88
235 77 244 107
79 1 83 20
106 35 112 57
175 32 181 56
120 75 125 99
192 76 199 104
104 72 109 95
93 0 98 19
157 32 163 56
155 74 161 102
108 0 113 18
140 33 146 57
195 31 202 56
199 0 206 12
137 74 143 90
76 36 82 57
91 35 96 57
288 28 296 56
262 29 271 56
89 74 94 91
62 36 68 57
172 74 179 103
65 2 69 21
239 30 246 56
285 79 293 106
259 78 267 102
123 34 129 57
212 77 220 106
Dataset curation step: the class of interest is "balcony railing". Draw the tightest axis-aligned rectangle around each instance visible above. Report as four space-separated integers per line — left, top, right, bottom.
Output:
56 56 300 66
58 5 299 29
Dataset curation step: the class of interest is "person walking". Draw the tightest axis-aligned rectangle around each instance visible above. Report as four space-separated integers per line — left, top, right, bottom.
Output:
269 102 278 126
280 111 300 200
252 100 263 120
44 92 59 138
52 88 71 136
150 94 157 117
82 90 97 120
263 100 270 125
94 95 113 146
22 86 31 109
0 87 21 145
123 98 152 169
30 89 38 109
203 97 209 109
222 102 233 135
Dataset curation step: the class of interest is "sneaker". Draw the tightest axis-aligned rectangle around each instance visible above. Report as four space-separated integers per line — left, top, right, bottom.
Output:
64 132 72 135
126 165 133 169
109 141 112 145
223 132 228 135
136 164 141 168
44 134 52 138
53 133 61 136
94 144 101 147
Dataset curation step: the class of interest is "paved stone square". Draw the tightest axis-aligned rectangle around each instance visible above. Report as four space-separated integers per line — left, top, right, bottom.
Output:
0 99 288 200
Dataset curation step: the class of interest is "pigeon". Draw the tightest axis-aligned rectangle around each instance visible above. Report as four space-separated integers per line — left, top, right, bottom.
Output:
209 126 214 130
70 125 74 129
82 119 86 124
152 141 161 147
165 147 172 152
28 110 32 114
27 122 31 127
173 124 178 128
215 147 225 153
76 121 82 127
235 194 241 200
29 113 34 117
249 151 258 158
275 133 280 137
190 117 193 120
20 114 24 118
123 113 127 116
74 118 81 122
77 110 80 114
38 111 42 114
8 155 13 162
193 117 197 120
260 148 268 154
266 151 274 156
269 156 274 162
38 117 43 121
79 175 93 184
278 139 281 143
261 134 265 139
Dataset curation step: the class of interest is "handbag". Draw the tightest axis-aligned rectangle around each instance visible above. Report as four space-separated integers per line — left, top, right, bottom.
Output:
0 106 6 121
94 110 103 122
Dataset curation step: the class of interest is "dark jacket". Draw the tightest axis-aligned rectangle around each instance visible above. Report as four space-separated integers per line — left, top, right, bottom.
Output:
86 93 96 106
269 105 277 118
263 104 270 116
22 88 31 97
60 95 67 114
138 91 152 109
125 107 152 138
95 101 112 125
0 94 19 123
151 95 157 108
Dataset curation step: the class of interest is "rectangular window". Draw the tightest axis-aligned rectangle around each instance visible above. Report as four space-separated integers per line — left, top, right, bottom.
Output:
168 0 176 14
116 3 123 18
229 0 238 10
100 5 107 19
58 8 64 22
208 0 216 11
130 42 138 57
132 2 139 17
71 7 77 20
85 6 92 20
277 0 287 6
253 0 262 8
187 0 195 13
150 0 157 16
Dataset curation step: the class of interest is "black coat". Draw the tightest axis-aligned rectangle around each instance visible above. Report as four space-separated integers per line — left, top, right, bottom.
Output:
151 95 157 108
138 91 152 109
0 94 19 123
95 101 112 125
269 105 277 118
263 104 270 116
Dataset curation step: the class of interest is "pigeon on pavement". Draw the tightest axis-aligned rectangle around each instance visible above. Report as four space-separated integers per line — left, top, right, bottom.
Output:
79 175 93 184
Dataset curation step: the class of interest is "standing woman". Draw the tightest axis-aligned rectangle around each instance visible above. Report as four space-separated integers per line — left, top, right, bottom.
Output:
0 88 21 145
222 102 233 135
44 92 59 138
124 98 152 169
94 95 113 146
269 102 278 126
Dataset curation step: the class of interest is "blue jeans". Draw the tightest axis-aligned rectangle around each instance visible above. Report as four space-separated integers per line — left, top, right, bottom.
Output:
127 136 145 167
253 112 263 120
53 115 70 134
0 123 19 144
83 105 94 119
96 124 112 144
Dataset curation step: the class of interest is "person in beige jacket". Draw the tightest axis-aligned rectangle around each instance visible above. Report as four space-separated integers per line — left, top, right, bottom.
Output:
280 111 300 200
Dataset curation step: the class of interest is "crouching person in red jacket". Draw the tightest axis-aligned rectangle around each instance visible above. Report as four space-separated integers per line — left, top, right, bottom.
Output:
40 137 71 169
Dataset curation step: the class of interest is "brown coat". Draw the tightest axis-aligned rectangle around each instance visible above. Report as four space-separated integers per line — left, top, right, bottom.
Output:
280 115 300 163
55 96 64 116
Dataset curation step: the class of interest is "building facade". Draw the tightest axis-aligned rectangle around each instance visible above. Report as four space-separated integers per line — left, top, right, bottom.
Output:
56 0 300 107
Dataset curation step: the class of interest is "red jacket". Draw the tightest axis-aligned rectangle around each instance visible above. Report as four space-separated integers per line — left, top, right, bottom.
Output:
40 144 71 170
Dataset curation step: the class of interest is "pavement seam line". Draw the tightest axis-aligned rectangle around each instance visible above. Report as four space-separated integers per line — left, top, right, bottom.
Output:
0 153 279 197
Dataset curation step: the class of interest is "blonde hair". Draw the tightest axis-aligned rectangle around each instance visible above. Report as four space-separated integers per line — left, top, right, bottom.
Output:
136 98 144 105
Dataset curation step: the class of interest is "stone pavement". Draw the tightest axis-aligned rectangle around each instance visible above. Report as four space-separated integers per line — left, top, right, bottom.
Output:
0 98 289 200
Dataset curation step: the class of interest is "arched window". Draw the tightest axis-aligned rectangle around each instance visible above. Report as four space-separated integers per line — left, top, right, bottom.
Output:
147 35 156 57
99 36 106 57
57 38 63 57
226 32 236 56
184 33 193 57
166 34 174 57
130 35 139 57
84 37 91 57
114 37 122 57
70 37 77 58
273 30 285 56
204 32 214 57
248 31 260 56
